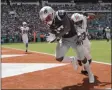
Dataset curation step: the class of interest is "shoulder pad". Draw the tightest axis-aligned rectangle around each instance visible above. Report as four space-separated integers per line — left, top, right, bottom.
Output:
56 10 66 20
20 27 23 30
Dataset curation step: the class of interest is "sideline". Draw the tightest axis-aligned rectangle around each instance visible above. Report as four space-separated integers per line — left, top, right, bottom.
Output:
2 46 111 65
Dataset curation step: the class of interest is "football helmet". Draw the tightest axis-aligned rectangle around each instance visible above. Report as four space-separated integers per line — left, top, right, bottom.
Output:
39 6 55 25
71 13 83 23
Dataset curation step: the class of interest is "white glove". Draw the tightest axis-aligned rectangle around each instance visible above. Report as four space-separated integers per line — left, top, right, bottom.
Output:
46 33 56 43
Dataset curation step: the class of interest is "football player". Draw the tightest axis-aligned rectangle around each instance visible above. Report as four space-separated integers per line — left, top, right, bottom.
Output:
105 27 111 42
39 6 94 83
71 13 92 75
20 22 29 52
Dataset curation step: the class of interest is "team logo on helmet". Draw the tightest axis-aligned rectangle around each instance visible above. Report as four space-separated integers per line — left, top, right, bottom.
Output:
44 9 48 14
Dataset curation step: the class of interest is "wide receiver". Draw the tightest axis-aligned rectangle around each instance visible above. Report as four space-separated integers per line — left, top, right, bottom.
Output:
20 22 29 52
105 27 111 42
39 6 94 83
71 13 93 75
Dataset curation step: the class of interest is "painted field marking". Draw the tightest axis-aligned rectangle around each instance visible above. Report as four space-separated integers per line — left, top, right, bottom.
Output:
2 46 111 65
2 63 67 78
2 47 111 90
106 88 112 90
2 50 8 53
1 54 26 58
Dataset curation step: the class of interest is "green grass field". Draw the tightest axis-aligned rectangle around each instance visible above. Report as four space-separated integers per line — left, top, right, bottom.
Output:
2 40 111 64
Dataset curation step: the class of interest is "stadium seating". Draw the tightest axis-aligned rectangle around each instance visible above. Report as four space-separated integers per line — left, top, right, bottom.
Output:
1 3 111 42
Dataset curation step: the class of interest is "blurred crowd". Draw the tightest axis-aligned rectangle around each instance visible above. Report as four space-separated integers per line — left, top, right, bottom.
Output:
1 3 111 43
46 3 111 11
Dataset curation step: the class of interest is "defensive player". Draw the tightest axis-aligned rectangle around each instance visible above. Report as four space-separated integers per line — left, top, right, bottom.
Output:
105 27 111 42
20 22 29 52
71 13 92 75
39 6 94 83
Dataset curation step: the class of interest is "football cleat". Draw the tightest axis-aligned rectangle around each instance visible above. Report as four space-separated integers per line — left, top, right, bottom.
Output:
88 73 95 83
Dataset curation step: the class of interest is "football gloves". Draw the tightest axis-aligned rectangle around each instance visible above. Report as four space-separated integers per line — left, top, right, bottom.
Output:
46 33 56 43
76 33 83 45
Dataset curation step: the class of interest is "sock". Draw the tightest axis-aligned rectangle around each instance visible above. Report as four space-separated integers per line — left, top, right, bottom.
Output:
26 43 28 48
26 43 28 50
62 56 74 63
83 60 92 75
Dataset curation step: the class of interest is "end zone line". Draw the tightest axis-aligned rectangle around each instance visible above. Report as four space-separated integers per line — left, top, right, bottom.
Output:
2 46 111 65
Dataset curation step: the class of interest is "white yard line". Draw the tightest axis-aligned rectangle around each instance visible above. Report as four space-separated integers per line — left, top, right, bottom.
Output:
2 63 67 78
2 46 111 65
1 54 26 58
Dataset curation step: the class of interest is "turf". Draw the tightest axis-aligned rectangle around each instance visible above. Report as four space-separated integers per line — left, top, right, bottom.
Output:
2 40 111 64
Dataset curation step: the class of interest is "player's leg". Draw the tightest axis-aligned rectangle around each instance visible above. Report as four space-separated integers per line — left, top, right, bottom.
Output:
106 33 110 42
55 40 78 70
22 35 28 52
106 33 109 42
81 51 92 75
71 41 94 83
22 35 26 52
81 38 92 75
25 36 29 52
77 45 94 83
77 39 92 65
74 38 92 75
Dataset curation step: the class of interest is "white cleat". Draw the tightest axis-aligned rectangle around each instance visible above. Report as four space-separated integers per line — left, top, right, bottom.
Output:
71 57 78 70
89 73 95 83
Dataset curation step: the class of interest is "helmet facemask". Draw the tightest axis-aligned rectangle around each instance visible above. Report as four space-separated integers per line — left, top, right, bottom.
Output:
45 13 54 25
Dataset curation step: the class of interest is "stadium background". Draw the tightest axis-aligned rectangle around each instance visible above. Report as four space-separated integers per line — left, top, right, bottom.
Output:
1 0 111 89
1 0 111 43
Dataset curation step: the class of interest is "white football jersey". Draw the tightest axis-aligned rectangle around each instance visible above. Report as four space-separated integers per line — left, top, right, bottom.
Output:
105 28 110 33
20 26 29 35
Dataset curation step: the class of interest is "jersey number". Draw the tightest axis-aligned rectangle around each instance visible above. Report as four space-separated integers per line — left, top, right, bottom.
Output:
23 30 28 34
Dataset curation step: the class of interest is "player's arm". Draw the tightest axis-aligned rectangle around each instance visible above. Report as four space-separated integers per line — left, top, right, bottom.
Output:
19 27 23 35
49 26 57 35
45 26 57 43
55 15 70 38
27 27 30 35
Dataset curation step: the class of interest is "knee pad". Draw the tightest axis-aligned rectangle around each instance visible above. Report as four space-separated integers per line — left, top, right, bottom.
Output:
88 59 92 64
56 57 64 62
78 59 92 65
78 60 82 66
82 57 87 64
